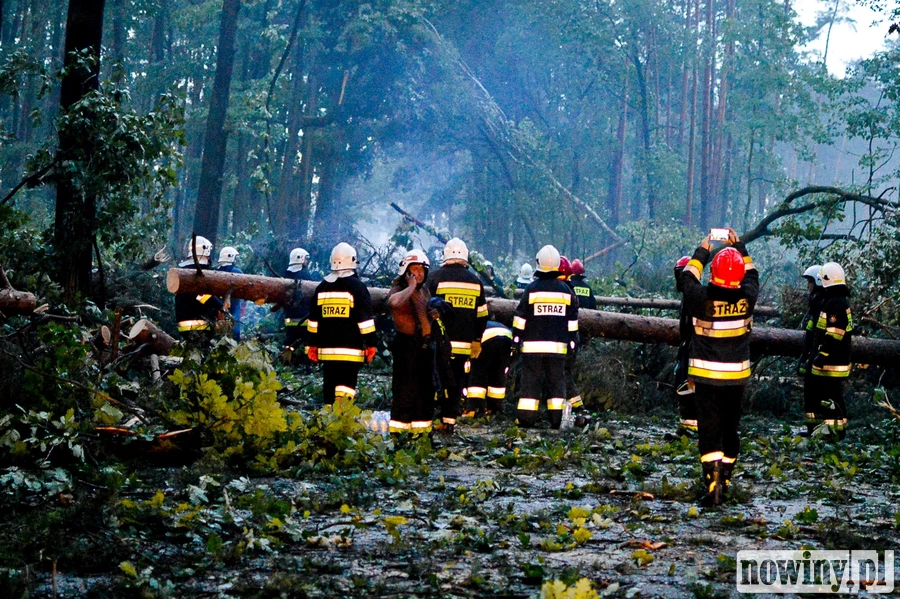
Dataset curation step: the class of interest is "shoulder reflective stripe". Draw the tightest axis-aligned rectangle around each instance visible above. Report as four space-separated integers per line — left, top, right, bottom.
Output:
318 347 365 362
701 451 724 462
306 320 318 333
358 319 376 334
513 316 527 330
482 327 513 342
689 358 751 372
528 292 571 304
467 386 487 399
742 256 753 264
178 320 209 331
521 341 568 354
487 386 506 398
547 397 566 410
684 261 703 279
196 294 213 304
318 291 355 306
568 320 579 332
517 398 540 411
436 281 482 295
334 385 357 397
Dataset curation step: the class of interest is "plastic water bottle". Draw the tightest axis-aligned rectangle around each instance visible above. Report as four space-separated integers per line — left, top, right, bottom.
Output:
561 402 573 430
373 411 390 437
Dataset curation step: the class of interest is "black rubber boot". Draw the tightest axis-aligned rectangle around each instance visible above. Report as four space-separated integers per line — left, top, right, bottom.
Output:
699 460 723 507
720 460 735 498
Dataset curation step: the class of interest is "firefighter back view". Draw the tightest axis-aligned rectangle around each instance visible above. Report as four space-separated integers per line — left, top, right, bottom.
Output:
426 238 488 431
306 243 377 407
175 236 223 343
681 229 758 506
283 248 320 363
513 245 578 429
673 255 698 434
216 246 243 341
466 321 514 416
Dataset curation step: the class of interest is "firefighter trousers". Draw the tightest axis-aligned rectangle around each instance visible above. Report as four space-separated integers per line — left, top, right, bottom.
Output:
466 339 511 414
804 374 847 434
390 334 435 433
695 382 743 462
564 349 582 409
322 361 362 407
517 354 566 429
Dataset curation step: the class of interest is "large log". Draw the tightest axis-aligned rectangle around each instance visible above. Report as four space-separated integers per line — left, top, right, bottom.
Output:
0 288 37 315
166 268 899 367
128 319 176 356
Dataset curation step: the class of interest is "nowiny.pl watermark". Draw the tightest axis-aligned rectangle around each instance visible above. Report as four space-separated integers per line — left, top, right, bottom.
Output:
736 550 895 594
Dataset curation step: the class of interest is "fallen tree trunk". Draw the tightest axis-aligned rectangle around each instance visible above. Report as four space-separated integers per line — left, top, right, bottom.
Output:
166 268 899 366
0 288 37 315
128 319 176 356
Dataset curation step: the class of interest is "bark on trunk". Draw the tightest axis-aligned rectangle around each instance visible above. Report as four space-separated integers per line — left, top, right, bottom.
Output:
128 319 176 356
0 288 37 314
166 269 898 365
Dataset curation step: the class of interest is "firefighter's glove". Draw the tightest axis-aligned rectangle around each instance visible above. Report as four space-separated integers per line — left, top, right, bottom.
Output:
470 341 482 360
306 347 318 363
365 346 377 363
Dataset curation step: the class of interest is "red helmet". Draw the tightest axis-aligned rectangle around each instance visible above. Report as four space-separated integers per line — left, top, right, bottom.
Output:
558 256 572 278
675 256 691 269
571 259 585 276
710 248 745 288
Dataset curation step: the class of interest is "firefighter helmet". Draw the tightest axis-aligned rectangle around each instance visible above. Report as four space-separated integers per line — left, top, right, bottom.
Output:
535 245 561 273
675 256 691 269
288 247 310 270
802 264 823 286
483 260 493 271
819 262 846 288
442 238 469 264
571 259 585 276
709 247 745 289
558 256 572 278
183 236 213 264
398 249 430 276
330 243 358 271
517 263 534 284
218 246 238 265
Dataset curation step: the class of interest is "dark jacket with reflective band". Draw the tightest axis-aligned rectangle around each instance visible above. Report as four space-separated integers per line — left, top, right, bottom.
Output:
800 289 825 370
426 264 488 356
217 264 243 319
307 275 376 362
682 242 759 386
282 268 318 326
811 286 852 378
513 272 579 355
174 263 223 330
569 275 597 310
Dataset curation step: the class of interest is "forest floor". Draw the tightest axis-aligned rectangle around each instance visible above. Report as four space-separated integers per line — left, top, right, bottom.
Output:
10 389 899 599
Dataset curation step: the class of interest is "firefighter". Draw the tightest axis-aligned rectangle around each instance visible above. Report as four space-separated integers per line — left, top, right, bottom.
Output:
513 245 578 429
283 248 320 362
174 236 223 341
466 321 514 416
306 243 377 407
216 246 243 341
516 263 534 290
482 261 504 289
673 255 698 434
797 264 823 435
805 262 852 439
426 238 488 432
569 260 597 311
388 250 435 434
681 229 758 506
558 256 585 417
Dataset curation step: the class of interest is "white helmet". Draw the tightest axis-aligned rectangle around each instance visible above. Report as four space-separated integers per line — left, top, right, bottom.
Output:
183 236 213 263
517 263 534 284
330 242 358 271
483 260 493 269
819 262 846 288
802 264 822 286
398 249 430 276
442 238 469 264
288 247 310 270
218 246 238 265
535 245 561 273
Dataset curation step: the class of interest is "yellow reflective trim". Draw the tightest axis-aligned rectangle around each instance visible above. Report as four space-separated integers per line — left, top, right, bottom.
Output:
482 327 513 342
568 320 579 332
701 451 724 462
684 260 703 280
196 294 213 304
521 341 568 354
721 456 736 464
335 385 357 397
513 316 527 330
476 304 489 317
318 347 365 362
358 319 376 334
528 292 571 305
812 364 851 377
411 421 433 433
285 318 305 327
389 420 411 431
568 395 583 408
467 387 487 399
679 419 698 431
306 320 318 333
436 282 482 296
451 341 472 356
487 386 506 399
688 366 750 380
178 320 209 331
317 291 355 305
693 327 749 338
547 397 565 410
689 358 750 372
518 398 539 411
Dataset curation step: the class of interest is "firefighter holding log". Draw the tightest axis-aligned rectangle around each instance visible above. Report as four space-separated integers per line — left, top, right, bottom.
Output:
804 262 853 439
427 238 488 432
216 246 243 341
513 245 578 429
306 243 377 407
174 236 223 342
681 228 758 507
673 255 698 435
283 248 319 363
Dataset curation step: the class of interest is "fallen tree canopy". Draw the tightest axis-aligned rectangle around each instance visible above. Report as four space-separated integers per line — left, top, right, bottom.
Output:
167 268 899 366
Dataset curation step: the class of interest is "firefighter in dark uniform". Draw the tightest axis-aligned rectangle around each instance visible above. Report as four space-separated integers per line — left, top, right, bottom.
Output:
557 256 585 416
283 248 320 362
516 263 534 290
804 262 852 439
797 264 823 434
569 260 597 310
216 246 243 341
513 245 578 429
466 321 513 416
681 228 758 506
174 236 223 343
306 243 377 407
426 237 488 432
388 250 435 434
673 255 699 434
